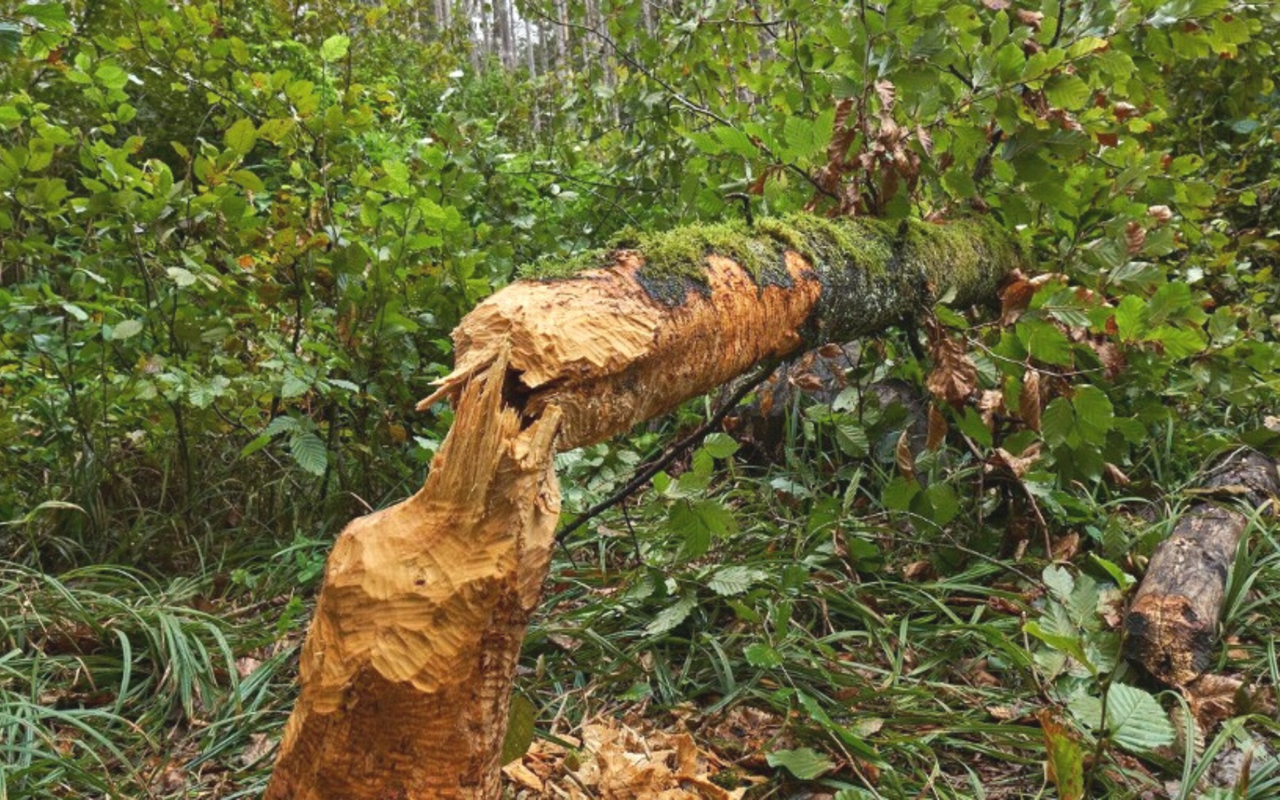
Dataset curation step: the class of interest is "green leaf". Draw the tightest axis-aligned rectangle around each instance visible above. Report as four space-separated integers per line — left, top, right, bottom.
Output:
644 593 696 636
231 169 265 192
264 416 300 438
744 642 783 668
25 3 70 28
712 125 756 157
693 499 736 536
783 116 821 160
95 64 129 90
882 475 919 511
1145 325 1206 359
224 118 257 156
701 432 739 459
281 373 310 399
835 420 870 457
289 432 328 476
766 748 834 780
26 138 54 171
189 376 230 409
1147 282 1191 326
1042 715 1085 800
320 34 351 62
61 302 88 322
923 482 959 526
956 406 993 448
1113 295 1147 341
1072 386 1113 446
110 319 144 340
0 24 21 60
240 434 272 457
1089 554 1135 591
1025 620 1092 671
1041 397 1075 448
1018 319 1073 366
1044 74 1091 110
708 566 768 596
501 694 536 765
1105 683 1175 753
1043 564 1075 602
1067 694 1103 730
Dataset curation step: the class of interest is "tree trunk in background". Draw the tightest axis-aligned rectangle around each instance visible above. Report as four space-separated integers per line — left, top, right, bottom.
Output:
437 0 450 33
467 0 482 68
1125 449 1279 685
525 16 541 135
266 215 1027 799
500 0 515 68
554 0 568 73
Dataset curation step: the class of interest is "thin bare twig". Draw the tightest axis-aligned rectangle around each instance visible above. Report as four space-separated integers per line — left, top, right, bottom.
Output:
557 359 780 544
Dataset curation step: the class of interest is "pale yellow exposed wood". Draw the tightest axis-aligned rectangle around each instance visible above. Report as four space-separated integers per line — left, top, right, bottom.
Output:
420 254 822 449
267 348 562 799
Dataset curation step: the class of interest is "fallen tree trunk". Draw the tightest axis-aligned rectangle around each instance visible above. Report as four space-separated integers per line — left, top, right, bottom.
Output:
267 214 1027 799
1124 449 1279 686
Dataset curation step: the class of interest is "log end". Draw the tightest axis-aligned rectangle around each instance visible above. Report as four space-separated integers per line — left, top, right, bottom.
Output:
1124 593 1217 685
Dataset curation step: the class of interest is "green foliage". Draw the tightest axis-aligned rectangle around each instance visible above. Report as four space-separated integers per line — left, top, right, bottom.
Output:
767 747 835 780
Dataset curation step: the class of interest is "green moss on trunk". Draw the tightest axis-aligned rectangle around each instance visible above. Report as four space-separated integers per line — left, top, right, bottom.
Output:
520 214 1026 318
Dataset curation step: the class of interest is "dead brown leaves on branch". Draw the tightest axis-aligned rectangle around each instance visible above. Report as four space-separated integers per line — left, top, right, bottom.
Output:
925 322 978 408
808 80 929 216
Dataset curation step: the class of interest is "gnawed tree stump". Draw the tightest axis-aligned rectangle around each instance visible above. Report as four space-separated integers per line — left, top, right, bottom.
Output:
1124 449 1279 686
267 214 1027 799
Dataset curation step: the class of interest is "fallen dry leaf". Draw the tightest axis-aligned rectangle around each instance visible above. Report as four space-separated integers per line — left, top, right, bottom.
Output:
1051 532 1081 561
503 760 545 793
238 733 275 768
1184 674 1244 733
1104 462 1131 486
547 718 749 800
902 561 934 581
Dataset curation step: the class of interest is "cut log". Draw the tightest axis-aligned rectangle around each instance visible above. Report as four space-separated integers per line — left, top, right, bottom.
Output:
267 214 1027 799
1124 449 1279 686
418 215 1021 449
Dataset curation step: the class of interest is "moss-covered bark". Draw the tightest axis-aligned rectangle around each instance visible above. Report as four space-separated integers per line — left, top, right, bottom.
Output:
523 214 1022 321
